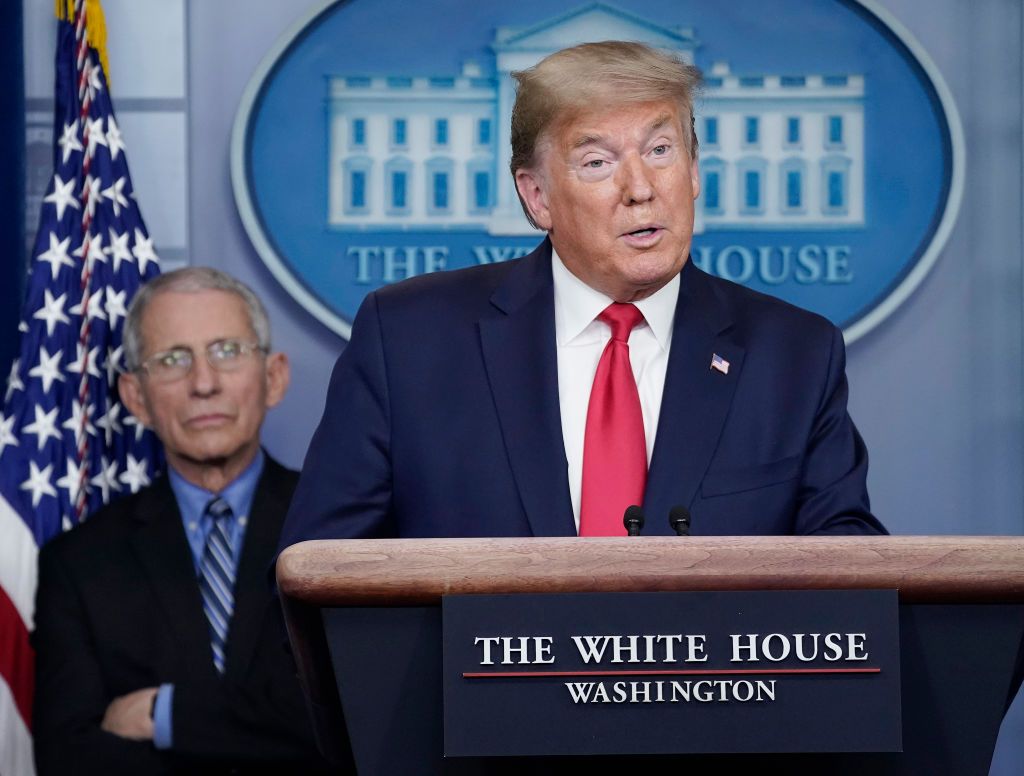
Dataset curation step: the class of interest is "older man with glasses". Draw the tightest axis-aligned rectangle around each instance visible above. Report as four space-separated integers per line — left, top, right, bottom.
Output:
32 268 336 773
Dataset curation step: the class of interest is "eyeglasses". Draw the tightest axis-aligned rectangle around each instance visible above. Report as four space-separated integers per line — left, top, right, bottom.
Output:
137 339 268 383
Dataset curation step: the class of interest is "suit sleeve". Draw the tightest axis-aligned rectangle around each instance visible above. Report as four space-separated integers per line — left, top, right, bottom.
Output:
32 541 170 776
279 291 397 551
795 325 887 535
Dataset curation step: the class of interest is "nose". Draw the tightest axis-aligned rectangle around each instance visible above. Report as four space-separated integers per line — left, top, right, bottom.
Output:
187 353 221 396
618 153 655 205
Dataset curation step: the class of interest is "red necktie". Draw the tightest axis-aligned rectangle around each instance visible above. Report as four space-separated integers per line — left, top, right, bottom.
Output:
579 303 647 536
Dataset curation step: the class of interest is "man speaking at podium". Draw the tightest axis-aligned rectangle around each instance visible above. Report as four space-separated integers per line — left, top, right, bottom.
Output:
280 41 886 545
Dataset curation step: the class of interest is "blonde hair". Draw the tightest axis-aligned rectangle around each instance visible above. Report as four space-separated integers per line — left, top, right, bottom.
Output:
510 41 702 227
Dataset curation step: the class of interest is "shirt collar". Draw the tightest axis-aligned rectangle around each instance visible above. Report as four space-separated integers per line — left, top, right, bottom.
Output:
551 248 679 350
168 448 265 524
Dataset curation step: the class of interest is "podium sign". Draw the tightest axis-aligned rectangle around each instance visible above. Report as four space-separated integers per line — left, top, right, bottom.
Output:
443 589 901 757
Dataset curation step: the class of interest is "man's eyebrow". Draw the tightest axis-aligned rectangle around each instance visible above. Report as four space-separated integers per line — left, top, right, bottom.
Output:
568 114 677 150
570 134 602 150
152 342 192 353
153 336 238 353
648 113 673 132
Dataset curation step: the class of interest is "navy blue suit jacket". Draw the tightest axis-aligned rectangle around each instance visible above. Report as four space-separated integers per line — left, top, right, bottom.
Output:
280 239 885 545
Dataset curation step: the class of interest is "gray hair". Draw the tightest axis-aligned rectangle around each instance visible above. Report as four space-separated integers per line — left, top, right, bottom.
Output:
123 267 272 372
510 41 702 227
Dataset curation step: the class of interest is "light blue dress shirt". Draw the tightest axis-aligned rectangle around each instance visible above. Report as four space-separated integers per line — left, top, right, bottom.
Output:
152 451 264 750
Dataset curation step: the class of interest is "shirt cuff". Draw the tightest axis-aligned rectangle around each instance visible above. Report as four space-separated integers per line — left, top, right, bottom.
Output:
152 683 174 749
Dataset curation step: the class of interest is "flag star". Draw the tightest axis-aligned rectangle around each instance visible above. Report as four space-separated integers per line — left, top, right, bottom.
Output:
105 228 134 272
132 229 159 274
106 345 124 386
95 400 122 445
70 287 107 323
57 120 84 164
37 232 75 280
29 347 65 393
66 344 102 380
5 359 24 402
73 231 107 270
62 398 97 443
0 413 19 458
43 175 81 221
90 455 121 504
106 116 126 161
106 290 127 331
123 413 147 443
101 176 129 217
82 174 102 219
33 289 71 337
119 454 151 494
22 404 62 451
56 456 90 506
21 460 58 508
85 116 108 159
86 58 104 101
18 321 28 333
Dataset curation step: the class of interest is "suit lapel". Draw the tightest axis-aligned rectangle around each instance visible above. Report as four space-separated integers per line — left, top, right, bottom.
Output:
479 241 575 536
224 457 290 678
644 261 746 529
129 479 216 677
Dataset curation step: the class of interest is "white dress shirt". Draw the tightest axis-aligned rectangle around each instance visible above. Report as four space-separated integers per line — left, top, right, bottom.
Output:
552 249 679 531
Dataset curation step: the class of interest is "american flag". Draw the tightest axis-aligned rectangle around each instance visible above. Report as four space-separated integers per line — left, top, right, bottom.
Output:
710 353 730 375
0 2 162 772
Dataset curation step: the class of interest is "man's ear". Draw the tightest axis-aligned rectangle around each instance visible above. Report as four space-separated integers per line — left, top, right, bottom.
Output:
515 168 553 231
264 352 290 409
118 371 152 428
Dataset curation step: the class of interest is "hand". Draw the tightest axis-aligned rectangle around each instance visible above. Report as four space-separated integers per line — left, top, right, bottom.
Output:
100 687 159 740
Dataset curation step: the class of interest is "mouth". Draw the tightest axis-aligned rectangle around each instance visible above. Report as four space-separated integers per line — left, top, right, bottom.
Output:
186 413 233 428
621 225 663 246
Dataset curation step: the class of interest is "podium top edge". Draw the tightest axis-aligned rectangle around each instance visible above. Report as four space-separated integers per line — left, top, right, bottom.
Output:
275 536 1024 606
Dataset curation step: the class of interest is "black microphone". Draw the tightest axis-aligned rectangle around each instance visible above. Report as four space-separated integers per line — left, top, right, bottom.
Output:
622 505 645 536
668 505 691 536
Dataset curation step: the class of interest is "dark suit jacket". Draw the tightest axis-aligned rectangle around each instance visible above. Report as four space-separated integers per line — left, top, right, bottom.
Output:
33 456 330 774
280 239 885 547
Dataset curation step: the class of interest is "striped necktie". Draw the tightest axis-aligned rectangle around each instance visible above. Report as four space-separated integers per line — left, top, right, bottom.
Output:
198 497 235 675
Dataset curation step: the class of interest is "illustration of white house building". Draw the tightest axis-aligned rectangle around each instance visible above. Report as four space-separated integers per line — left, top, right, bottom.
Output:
326 2 864 235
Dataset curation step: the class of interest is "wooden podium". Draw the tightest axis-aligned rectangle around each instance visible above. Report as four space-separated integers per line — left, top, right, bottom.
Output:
277 536 1024 775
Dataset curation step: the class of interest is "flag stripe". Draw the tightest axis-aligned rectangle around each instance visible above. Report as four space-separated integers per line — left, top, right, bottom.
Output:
0 585 33 728
0 494 39 630
0 674 34 776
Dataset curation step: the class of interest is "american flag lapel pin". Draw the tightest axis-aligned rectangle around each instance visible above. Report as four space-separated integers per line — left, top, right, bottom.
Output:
710 353 730 375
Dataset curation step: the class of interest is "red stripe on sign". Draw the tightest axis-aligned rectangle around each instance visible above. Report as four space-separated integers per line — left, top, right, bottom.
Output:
463 667 881 678
0 584 34 728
